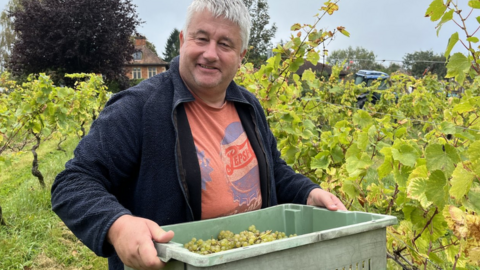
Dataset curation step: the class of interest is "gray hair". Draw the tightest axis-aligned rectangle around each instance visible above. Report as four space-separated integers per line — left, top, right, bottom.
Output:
183 0 251 52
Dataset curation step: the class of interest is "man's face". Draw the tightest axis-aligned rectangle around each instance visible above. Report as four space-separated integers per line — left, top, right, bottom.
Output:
179 10 246 100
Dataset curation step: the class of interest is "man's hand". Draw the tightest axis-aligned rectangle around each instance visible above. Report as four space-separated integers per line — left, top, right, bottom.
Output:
108 215 174 270
307 188 347 211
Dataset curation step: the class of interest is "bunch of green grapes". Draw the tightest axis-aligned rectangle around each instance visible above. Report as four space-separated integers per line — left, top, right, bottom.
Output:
183 225 297 255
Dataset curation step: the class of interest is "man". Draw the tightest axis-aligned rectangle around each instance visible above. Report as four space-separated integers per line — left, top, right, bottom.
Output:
51 0 346 269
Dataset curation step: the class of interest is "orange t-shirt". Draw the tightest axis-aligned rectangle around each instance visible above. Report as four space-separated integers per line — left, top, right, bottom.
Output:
184 95 262 220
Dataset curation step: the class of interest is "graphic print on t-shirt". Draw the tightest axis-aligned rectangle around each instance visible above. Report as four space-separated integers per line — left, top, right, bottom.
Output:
197 148 213 190
184 97 262 219
220 122 261 206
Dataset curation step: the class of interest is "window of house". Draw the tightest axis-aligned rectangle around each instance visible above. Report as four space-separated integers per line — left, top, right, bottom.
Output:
133 51 143 60
132 67 142 79
148 67 157 78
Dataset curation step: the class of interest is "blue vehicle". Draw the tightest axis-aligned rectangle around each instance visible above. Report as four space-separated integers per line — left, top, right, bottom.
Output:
354 70 390 108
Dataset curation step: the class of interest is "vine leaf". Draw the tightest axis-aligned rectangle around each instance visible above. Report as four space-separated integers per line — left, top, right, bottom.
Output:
436 9 454 36
446 52 472 85
463 183 480 213
352 110 373 129
356 131 368 151
391 143 419 168
336 26 350 37
450 164 475 202
445 32 459 58
444 205 480 265
453 98 476 113
290 23 301 31
469 0 480 9
425 143 457 177
306 50 320 65
345 145 372 177
311 151 331 170
341 179 361 200
468 141 480 176
377 148 394 180
321 2 339 15
407 176 431 209
425 170 448 209
425 0 447 21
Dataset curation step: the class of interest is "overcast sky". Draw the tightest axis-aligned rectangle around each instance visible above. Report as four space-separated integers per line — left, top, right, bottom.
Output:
1 0 478 65
129 0 478 65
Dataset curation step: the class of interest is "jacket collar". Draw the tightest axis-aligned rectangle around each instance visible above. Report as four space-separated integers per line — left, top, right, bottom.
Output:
169 56 250 107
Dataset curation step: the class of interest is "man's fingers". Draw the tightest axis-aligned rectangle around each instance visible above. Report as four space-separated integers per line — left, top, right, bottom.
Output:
329 195 347 211
146 220 175 243
138 241 163 270
156 230 175 243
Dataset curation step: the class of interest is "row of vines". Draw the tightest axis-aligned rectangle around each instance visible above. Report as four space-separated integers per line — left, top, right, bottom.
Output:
234 1 480 269
0 72 109 224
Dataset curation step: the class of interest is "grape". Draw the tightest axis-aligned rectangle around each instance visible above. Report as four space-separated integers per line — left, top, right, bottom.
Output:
183 225 296 255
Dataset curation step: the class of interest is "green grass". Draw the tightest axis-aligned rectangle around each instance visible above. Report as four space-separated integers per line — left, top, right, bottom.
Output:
0 137 108 269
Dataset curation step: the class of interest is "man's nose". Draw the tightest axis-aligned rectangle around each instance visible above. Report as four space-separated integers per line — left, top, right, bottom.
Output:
203 42 219 61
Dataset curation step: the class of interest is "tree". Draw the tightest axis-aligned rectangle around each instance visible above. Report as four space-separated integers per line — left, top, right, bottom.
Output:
242 0 277 67
402 50 447 78
327 46 378 75
383 62 402 74
146 40 158 56
162 28 180 62
0 0 20 71
7 0 143 88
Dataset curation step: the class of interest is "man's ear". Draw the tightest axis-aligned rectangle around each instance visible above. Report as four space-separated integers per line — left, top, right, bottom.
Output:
239 49 247 67
179 31 185 48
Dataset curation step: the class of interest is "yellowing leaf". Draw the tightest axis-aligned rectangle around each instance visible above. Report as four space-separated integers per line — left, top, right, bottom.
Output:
468 140 480 176
444 205 480 245
321 2 339 15
426 0 447 21
407 177 432 208
450 164 475 202
337 26 350 37
408 165 429 181
306 50 320 65
290 23 301 31
469 0 480 9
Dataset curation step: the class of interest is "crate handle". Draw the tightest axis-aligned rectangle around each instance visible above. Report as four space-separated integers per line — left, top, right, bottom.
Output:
155 242 175 263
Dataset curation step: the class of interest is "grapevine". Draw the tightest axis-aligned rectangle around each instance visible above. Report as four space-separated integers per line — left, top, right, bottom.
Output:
235 1 480 269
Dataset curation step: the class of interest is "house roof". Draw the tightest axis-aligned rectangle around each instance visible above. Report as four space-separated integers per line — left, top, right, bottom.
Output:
126 37 169 66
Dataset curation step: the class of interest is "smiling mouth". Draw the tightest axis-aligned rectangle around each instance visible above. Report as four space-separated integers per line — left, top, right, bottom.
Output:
199 64 217 70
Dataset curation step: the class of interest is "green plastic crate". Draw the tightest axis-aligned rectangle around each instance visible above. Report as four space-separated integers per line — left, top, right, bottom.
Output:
124 204 397 270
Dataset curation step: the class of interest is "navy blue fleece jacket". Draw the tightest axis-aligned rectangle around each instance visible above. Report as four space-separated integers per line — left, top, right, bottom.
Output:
51 56 320 269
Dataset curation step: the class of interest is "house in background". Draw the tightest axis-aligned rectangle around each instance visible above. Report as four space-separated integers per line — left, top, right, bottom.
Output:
125 36 169 80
